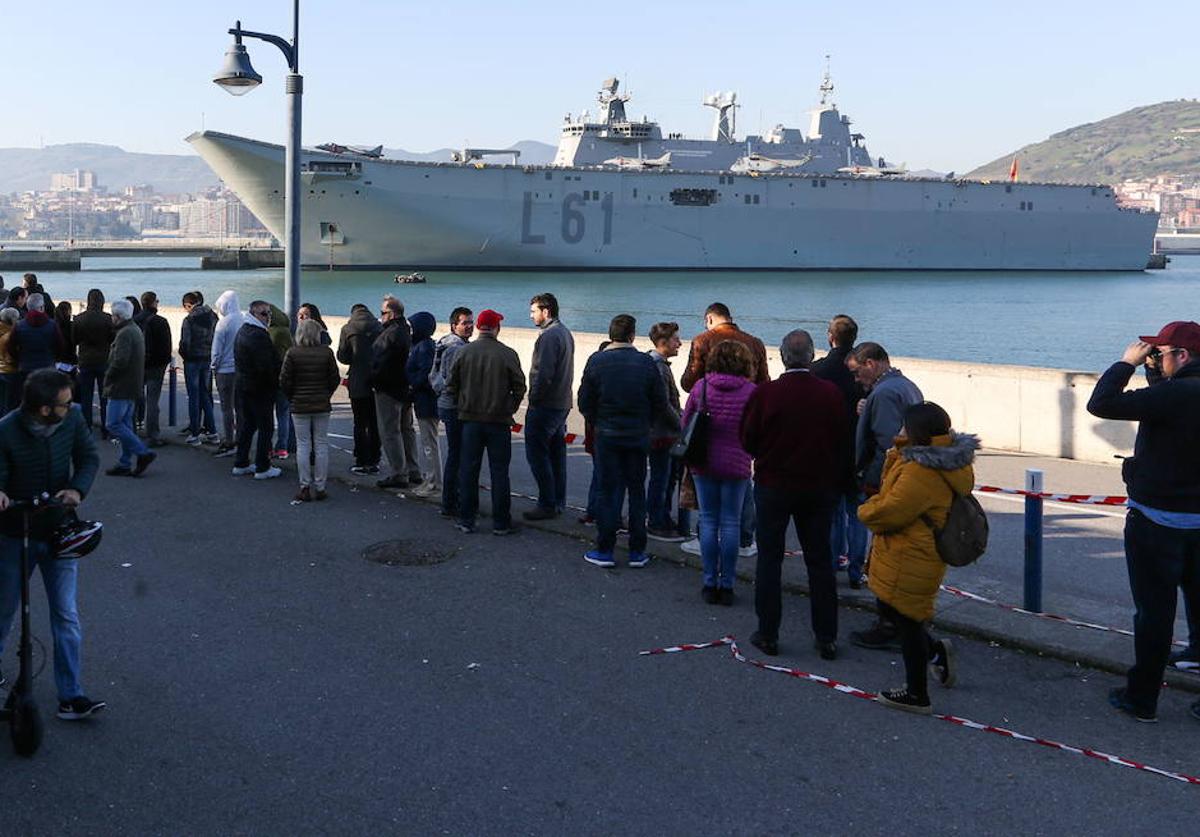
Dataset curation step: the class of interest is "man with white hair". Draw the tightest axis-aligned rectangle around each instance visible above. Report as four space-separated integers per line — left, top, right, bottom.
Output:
8 291 64 397
103 299 154 476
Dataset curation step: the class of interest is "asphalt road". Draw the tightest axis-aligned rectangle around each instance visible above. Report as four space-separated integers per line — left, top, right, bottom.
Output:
1 427 1198 835
317 398 1183 642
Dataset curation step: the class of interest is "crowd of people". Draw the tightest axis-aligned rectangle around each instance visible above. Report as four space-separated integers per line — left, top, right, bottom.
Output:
0 271 1196 724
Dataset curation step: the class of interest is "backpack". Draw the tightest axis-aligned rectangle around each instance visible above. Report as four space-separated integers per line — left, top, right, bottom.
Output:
922 471 989 567
429 340 449 395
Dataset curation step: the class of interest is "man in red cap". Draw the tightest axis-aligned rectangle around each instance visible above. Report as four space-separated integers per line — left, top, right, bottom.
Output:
445 309 526 535
1088 321 1200 724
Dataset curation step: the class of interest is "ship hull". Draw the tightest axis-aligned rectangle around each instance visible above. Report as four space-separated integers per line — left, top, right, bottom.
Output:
189 131 1158 272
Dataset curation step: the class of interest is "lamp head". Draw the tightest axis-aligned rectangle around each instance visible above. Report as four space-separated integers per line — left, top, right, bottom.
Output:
213 28 262 95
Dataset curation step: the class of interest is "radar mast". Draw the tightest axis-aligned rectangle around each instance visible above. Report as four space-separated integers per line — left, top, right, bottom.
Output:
703 91 739 143
819 54 835 107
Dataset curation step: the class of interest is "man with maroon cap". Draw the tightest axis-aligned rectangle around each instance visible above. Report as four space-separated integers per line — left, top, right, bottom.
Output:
1088 320 1200 724
446 309 526 535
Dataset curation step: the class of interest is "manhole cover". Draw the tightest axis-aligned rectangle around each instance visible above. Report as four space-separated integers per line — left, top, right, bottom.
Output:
361 539 453 567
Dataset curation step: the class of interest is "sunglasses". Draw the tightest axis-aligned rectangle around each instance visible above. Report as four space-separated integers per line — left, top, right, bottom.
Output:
1149 347 1187 361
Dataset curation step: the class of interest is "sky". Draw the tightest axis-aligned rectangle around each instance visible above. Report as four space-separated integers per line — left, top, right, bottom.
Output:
3 1 1197 172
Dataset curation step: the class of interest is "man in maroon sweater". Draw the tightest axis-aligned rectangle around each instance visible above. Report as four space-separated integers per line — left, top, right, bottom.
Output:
740 329 851 659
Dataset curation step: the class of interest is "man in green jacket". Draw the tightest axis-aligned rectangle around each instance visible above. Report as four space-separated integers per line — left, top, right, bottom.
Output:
446 309 526 535
0 368 104 719
103 299 154 477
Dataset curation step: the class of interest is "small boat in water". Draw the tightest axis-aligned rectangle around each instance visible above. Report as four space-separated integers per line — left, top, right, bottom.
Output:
394 272 427 284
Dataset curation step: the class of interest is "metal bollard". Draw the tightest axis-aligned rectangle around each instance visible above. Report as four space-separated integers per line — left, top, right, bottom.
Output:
168 363 178 428
1023 468 1044 613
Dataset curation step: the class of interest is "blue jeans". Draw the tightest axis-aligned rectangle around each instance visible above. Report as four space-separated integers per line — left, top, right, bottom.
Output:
595 436 648 554
524 406 568 512
274 391 293 451
0 536 83 701
183 360 216 435
694 474 749 588
439 408 462 515
459 421 512 530
646 446 676 529
831 492 869 580
105 398 148 468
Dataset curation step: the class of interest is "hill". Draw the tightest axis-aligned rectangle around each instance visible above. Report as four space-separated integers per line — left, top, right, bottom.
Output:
0 138 558 196
967 100 1200 184
0 143 220 195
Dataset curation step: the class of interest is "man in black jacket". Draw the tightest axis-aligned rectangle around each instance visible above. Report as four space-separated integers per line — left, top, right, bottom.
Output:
72 289 114 433
577 314 668 568
372 297 419 489
138 292 172 448
337 304 382 475
232 301 282 479
1087 320 1200 723
811 314 868 588
178 291 218 444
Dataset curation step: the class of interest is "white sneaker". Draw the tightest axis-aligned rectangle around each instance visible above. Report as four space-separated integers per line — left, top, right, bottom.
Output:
412 482 440 497
680 537 701 556
231 465 255 476
254 466 283 480
185 435 202 446
203 433 221 444
739 542 758 558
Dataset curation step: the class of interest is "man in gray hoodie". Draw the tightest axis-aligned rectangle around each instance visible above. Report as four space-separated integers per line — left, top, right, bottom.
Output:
209 290 244 456
523 293 575 521
846 341 923 650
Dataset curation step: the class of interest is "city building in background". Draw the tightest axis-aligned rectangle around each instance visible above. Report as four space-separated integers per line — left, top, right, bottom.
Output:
0 173 271 243
1115 175 1200 232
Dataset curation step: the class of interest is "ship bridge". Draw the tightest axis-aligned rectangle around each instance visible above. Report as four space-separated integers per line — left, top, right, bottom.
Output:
552 67 882 174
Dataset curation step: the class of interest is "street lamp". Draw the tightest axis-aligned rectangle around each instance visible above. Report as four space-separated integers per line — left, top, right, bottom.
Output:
213 2 302 330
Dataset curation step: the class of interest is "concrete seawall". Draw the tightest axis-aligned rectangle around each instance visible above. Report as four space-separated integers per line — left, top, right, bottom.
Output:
0 249 82 271
107 304 1138 465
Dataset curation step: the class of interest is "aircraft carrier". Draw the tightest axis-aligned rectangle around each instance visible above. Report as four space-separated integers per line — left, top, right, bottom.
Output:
189 72 1159 271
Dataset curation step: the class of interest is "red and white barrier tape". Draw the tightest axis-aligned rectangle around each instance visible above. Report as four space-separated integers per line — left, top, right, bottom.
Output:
938 584 1189 649
974 485 1127 506
641 635 1200 786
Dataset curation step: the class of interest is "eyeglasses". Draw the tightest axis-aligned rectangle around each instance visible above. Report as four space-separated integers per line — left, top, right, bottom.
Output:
53 400 72 410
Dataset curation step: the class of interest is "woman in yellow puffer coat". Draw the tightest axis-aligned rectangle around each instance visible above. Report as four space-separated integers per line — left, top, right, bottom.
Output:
858 402 978 714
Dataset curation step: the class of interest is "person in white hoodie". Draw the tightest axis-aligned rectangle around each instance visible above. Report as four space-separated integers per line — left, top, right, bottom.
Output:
209 290 244 457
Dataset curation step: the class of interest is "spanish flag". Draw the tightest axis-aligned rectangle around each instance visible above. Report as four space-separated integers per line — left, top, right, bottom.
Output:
1009 157 1019 182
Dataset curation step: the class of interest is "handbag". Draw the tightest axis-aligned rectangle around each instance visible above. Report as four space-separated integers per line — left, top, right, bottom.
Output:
671 380 710 467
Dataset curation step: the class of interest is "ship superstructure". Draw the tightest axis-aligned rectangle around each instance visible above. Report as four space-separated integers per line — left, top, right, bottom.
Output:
188 70 1158 271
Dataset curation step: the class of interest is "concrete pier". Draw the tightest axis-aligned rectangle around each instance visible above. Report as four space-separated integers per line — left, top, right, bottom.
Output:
0 249 82 271
199 248 285 270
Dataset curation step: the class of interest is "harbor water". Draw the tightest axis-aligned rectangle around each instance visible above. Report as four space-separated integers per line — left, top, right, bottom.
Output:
21 254 1200 372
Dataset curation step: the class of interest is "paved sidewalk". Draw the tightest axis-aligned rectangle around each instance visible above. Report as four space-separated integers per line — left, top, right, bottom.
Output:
167 375 1194 691
8 417 1199 832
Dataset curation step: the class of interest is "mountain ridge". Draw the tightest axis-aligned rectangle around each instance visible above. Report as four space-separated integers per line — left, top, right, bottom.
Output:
0 139 557 195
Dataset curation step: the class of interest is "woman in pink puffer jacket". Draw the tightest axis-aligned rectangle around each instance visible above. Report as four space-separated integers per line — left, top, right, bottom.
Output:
680 340 758 605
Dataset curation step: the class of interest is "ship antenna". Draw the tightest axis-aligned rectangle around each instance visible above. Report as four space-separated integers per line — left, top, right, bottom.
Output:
819 54 835 107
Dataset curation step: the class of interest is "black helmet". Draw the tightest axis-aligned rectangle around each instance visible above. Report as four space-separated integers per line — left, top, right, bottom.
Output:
55 514 103 559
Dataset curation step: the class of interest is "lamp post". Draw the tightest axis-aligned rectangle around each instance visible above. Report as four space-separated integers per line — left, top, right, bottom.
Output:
213 1 302 329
